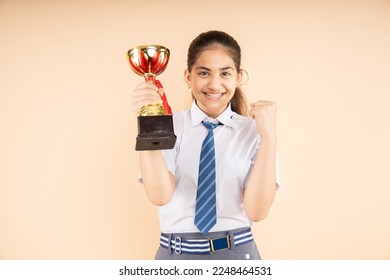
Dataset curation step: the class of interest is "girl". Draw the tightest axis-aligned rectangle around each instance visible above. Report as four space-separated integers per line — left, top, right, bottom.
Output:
131 30 280 260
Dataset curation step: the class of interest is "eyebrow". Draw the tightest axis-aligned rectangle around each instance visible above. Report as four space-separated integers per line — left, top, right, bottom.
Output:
195 66 235 71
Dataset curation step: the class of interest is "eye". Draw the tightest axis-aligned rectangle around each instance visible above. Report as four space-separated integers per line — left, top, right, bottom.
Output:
198 71 209 76
221 71 232 77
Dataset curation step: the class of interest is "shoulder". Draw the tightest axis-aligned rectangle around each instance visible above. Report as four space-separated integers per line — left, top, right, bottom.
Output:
228 113 260 145
170 109 192 139
172 109 190 127
172 108 190 121
231 113 252 123
230 113 257 131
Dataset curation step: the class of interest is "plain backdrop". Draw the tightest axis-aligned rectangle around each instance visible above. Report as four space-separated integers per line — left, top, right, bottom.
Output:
1 0 389 259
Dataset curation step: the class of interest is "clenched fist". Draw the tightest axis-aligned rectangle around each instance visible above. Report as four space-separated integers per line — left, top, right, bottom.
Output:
131 81 164 115
249 101 277 139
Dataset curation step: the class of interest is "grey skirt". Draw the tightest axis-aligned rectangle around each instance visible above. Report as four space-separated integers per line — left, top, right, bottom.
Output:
155 227 261 260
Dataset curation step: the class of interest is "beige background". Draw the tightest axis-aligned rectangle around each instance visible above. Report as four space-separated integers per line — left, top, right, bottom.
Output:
1 0 389 260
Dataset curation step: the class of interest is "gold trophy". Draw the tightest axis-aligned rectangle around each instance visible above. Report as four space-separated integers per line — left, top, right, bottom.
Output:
127 45 176 150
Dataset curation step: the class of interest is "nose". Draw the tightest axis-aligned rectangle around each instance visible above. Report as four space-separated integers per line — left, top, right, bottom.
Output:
207 75 222 92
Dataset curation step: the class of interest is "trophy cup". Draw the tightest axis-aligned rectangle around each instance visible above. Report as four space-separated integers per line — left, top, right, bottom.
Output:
127 45 176 151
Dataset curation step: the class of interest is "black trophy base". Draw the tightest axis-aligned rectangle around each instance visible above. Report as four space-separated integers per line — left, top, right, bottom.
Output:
136 115 176 151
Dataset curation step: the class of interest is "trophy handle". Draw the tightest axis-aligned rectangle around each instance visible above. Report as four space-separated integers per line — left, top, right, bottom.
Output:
155 80 172 115
145 76 172 115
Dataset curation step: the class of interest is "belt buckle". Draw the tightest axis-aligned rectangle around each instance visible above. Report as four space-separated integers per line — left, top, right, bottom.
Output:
209 235 230 253
174 236 182 255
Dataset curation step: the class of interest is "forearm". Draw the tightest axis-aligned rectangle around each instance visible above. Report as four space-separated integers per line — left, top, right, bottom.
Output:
139 150 175 206
243 136 277 222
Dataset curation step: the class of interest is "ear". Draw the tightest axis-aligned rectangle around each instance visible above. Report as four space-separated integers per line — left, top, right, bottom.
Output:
184 68 191 85
236 69 243 85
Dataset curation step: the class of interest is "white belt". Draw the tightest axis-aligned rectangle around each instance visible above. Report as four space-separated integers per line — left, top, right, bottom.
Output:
160 228 253 255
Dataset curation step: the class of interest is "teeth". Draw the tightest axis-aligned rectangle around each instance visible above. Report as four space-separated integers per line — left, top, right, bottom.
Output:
205 93 223 97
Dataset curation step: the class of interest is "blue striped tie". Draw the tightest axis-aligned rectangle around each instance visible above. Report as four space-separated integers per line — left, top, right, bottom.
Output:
195 122 219 235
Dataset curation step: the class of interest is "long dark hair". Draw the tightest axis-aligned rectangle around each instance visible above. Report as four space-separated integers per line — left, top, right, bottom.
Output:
187 30 248 116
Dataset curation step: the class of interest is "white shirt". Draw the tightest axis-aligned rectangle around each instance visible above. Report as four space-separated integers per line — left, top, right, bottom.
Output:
157 101 280 233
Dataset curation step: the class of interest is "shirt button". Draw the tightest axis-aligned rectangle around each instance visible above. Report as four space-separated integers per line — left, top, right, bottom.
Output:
245 254 250 259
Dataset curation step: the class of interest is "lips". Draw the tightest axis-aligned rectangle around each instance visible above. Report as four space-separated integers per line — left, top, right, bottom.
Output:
204 92 224 101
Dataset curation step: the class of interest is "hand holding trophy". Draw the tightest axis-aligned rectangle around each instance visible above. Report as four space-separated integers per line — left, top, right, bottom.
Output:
127 45 176 151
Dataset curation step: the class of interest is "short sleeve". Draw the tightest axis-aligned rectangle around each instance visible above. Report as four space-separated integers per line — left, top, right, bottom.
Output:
244 137 281 189
161 148 176 176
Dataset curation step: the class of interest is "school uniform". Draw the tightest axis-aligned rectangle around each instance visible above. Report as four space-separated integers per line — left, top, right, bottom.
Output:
142 100 280 260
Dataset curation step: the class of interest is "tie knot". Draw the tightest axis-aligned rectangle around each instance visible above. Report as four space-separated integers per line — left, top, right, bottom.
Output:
202 122 219 131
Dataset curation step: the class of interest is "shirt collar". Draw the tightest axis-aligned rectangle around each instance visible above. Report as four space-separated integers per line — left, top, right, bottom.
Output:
190 100 239 128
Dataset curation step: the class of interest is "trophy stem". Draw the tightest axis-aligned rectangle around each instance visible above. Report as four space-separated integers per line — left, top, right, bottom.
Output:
144 73 156 79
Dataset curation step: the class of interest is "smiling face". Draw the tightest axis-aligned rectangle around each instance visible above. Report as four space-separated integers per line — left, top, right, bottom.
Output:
185 45 242 118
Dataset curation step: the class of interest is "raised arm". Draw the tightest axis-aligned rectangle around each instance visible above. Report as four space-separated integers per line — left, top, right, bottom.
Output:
243 101 278 221
132 82 175 206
